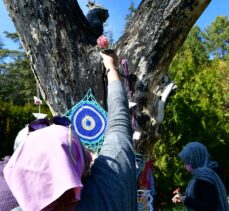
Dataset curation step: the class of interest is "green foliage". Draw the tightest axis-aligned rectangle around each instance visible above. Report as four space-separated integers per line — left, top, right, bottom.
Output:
4 32 21 43
202 16 229 59
125 0 136 29
0 33 51 158
0 32 36 105
152 22 229 209
104 30 114 45
0 100 50 157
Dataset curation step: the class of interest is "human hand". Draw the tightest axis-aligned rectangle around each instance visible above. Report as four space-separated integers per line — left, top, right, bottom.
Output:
100 50 118 71
172 193 186 203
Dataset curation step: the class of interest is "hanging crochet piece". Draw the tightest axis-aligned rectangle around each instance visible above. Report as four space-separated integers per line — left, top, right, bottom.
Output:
65 89 107 152
137 190 153 211
138 159 156 196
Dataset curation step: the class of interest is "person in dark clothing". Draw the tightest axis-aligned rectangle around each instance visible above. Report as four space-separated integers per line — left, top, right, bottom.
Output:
172 142 229 211
76 51 137 211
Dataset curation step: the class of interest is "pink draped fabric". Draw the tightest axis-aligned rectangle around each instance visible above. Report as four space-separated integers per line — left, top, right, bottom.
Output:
4 124 84 211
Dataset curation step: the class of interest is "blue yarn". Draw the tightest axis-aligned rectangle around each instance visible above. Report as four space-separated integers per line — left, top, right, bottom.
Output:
65 89 107 152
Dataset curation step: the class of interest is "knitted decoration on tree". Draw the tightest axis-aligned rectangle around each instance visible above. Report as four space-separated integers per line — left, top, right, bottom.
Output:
138 159 156 196
65 89 107 152
137 190 153 211
135 154 156 211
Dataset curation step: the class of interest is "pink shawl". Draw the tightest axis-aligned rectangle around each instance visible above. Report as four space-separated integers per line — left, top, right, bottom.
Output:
4 124 84 211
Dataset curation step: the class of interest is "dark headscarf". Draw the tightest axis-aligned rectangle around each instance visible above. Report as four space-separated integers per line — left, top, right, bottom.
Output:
179 142 229 211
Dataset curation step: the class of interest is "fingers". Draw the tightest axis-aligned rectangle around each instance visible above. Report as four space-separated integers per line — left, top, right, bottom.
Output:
101 49 115 55
172 194 181 203
100 50 117 60
100 50 118 70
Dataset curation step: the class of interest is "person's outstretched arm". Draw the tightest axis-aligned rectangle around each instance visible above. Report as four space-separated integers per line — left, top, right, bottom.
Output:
77 52 137 211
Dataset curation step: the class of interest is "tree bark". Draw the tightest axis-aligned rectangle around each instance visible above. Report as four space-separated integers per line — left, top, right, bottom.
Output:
3 0 211 153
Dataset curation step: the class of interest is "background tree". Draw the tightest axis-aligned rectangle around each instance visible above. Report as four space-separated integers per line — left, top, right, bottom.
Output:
202 16 229 59
0 32 36 105
152 23 229 208
125 0 136 29
0 33 48 156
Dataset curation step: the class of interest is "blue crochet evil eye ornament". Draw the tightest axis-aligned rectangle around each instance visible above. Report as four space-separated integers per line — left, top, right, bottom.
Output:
65 89 107 152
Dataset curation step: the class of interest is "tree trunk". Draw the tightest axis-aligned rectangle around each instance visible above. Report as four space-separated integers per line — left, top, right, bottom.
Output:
3 0 211 153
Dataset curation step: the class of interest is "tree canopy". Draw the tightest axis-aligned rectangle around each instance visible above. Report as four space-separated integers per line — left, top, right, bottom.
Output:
152 24 229 208
0 32 36 105
202 16 229 59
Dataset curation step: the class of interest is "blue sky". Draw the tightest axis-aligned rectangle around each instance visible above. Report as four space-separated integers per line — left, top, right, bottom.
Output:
0 0 229 50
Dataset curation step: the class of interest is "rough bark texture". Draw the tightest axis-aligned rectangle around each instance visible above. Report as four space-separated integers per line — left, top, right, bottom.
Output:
116 0 211 152
3 0 211 153
3 0 106 115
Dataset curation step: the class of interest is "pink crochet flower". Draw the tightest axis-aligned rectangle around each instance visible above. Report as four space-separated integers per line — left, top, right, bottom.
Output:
34 96 42 105
97 35 109 49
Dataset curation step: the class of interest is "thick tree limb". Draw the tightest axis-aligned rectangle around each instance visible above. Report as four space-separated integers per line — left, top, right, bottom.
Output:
116 0 211 152
3 0 106 114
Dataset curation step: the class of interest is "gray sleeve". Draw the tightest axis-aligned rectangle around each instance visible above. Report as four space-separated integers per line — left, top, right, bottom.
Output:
77 80 137 211
100 80 133 157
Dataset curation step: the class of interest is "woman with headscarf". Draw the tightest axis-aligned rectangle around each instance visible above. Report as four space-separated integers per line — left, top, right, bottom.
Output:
172 142 229 211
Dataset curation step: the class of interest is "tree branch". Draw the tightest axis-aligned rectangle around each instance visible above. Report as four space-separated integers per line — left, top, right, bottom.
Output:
3 0 107 114
3 0 211 152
